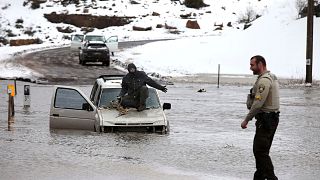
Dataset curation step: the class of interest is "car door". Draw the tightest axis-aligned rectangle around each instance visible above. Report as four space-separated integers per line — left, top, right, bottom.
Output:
106 35 119 53
50 86 96 131
70 34 84 50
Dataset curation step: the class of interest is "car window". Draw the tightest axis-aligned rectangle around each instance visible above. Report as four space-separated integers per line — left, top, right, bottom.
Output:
72 35 84 42
94 85 102 106
55 88 87 110
84 35 105 42
90 82 98 101
146 89 161 108
99 88 160 109
99 88 120 108
106 36 118 43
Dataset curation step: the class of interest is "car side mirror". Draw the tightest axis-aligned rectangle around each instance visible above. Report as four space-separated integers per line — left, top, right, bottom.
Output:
82 102 93 111
163 103 171 110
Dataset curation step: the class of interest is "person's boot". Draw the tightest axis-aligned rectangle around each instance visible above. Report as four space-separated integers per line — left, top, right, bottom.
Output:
137 104 146 112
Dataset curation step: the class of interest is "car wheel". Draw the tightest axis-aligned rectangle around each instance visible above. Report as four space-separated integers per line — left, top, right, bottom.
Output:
94 125 102 132
103 60 110 66
81 60 86 65
163 121 170 134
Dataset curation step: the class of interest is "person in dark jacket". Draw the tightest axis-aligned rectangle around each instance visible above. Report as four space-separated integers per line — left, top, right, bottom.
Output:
118 63 167 111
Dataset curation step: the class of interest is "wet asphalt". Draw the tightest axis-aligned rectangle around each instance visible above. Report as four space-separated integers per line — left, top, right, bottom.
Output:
4 39 173 85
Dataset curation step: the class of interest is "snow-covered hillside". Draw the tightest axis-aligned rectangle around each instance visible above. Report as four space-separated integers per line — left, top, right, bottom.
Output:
1 0 320 80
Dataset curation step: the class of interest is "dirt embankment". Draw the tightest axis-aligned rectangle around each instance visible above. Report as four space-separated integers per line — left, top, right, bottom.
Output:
44 13 135 29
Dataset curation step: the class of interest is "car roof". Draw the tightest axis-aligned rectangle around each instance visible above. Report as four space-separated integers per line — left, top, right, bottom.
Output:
87 40 106 44
84 34 104 37
96 75 124 88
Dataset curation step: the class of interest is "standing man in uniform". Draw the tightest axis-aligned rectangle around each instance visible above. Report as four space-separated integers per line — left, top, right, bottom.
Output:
118 63 167 111
241 55 280 180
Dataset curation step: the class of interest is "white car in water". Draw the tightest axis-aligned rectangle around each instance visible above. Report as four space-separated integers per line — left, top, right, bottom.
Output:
49 75 171 133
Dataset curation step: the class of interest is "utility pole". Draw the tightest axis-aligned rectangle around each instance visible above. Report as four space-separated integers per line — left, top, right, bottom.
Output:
306 0 314 84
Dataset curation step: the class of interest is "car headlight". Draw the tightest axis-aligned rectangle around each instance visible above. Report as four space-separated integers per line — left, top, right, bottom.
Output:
153 120 165 125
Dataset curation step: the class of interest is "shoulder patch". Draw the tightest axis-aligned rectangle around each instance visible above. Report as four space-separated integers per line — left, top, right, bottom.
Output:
255 95 262 100
258 84 265 93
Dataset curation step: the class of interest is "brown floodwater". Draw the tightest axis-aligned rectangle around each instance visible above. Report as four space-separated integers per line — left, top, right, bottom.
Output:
0 80 319 180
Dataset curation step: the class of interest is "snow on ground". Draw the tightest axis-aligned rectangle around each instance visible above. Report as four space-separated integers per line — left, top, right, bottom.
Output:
1 0 319 80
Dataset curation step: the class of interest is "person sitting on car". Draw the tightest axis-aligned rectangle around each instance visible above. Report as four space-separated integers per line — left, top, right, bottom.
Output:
118 63 167 111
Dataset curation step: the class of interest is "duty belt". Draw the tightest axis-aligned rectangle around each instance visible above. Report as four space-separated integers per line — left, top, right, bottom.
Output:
255 111 280 120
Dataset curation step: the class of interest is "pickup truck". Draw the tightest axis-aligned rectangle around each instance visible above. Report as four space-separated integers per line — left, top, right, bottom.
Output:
49 75 171 133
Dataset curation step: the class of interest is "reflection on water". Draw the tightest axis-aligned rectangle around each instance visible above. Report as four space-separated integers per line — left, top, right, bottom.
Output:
0 81 320 180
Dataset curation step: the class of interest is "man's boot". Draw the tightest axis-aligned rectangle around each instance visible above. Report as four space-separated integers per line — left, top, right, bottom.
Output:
137 104 146 112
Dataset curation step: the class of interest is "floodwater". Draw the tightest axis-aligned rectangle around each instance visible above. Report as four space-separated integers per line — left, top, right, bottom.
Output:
0 80 320 180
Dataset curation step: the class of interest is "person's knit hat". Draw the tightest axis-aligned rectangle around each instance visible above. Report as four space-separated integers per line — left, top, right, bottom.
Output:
127 63 136 70
127 63 137 73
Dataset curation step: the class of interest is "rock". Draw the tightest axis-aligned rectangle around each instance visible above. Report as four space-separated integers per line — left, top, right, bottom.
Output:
186 20 200 29
197 88 206 92
152 12 160 16
156 24 163 28
165 23 177 29
56 26 75 33
132 26 152 31
10 38 42 46
180 13 191 19
244 23 251 30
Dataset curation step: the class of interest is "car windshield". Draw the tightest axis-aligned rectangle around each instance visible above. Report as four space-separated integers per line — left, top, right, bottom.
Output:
88 43 107 48
84 35 105 42
99 88 161 109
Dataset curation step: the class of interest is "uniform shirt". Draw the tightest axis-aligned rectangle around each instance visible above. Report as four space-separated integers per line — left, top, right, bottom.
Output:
245 71 280 121
119 71 165 97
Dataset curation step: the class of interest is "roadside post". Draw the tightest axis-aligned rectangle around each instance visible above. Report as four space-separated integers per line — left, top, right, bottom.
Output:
24 85 31 108
7 84 15 131
217 64 220 88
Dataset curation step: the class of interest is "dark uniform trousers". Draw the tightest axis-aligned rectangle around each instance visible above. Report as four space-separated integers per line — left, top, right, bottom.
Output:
253 112 279 180
121 86 149 108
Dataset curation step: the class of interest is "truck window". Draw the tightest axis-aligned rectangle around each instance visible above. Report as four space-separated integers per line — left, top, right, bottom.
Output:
99 88 160 109
54 88 87 110
90 82 98 101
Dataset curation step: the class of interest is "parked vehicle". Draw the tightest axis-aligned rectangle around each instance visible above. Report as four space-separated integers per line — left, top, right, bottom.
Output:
49 75 171 134
79 40 110 66
70 34 118 55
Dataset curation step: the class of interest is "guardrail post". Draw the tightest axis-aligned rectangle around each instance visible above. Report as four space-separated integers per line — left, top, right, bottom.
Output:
24 85 31 108
8 94 14 131
7 84 15 131
217 64 220 88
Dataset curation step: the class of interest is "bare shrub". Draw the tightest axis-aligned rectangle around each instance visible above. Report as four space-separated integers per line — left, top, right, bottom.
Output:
296 0 307 18
24 27 36 36
6 29 17 37
238 6 260 24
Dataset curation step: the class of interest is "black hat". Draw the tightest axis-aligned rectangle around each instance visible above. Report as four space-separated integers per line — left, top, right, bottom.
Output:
127 63 136 70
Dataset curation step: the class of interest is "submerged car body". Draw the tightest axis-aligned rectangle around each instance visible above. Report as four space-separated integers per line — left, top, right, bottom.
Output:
49 75 171 133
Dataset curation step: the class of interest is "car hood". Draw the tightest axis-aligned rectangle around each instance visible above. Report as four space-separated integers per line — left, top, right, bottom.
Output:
99 108 166 126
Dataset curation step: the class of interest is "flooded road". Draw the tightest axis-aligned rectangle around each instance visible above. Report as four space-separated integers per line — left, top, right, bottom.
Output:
0 80 320 180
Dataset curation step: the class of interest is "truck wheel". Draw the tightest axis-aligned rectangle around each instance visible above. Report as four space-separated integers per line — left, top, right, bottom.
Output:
94 125 101 132
103 60 110 67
